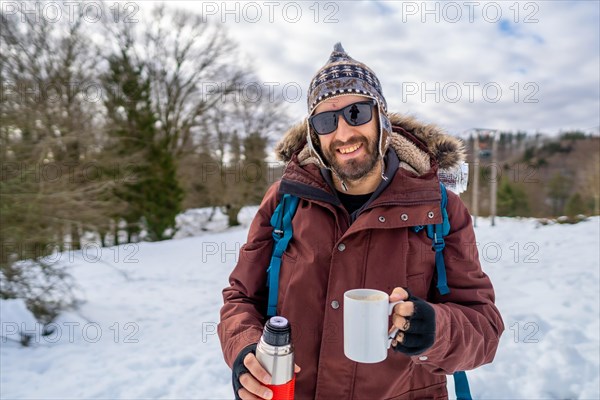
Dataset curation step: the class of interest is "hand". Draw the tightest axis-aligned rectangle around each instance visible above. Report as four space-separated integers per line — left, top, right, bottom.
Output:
388 287 436 356
238 352 301 400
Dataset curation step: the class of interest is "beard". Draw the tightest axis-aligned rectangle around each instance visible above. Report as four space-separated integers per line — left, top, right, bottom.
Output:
321 134 380 182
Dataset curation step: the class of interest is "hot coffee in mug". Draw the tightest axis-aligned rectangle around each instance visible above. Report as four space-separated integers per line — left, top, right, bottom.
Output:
343 289 403 363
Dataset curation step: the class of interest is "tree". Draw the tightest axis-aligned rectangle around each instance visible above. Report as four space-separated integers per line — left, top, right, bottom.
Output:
580 150 600 215
101 45 146 243
241 132 270 204
219 94 289 226
230 131 242 165
547 171 572 216
564 193 587 217
136 141 183 240
177 133 221 210
0 4 108 321
142 5 248 159
101 28 183 242
117 4 257 217
497 178 530 217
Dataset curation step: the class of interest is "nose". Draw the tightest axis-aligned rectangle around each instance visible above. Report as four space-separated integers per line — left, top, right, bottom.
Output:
334 115 354 142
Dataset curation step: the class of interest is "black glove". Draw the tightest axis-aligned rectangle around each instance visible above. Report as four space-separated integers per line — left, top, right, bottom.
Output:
232 343 258 400
392 292 436 356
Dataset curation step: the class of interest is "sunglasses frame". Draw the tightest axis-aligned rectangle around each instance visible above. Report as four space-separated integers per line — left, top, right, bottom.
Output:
309 99 377 135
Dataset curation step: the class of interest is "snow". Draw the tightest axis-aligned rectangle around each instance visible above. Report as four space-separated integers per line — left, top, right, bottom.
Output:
0 299 38 344
1 213 599 399
174 206 259 238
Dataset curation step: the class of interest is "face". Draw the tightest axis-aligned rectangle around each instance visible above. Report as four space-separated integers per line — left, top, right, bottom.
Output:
312 95 380 182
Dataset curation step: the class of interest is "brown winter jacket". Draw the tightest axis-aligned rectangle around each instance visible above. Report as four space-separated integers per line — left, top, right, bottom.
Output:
218 114 504 399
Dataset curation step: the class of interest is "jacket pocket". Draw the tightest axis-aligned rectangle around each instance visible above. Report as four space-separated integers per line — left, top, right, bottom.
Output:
384 383 448 400
277 252 297 314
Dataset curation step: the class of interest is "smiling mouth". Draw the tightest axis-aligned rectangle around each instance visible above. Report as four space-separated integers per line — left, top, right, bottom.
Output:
337 143 362 155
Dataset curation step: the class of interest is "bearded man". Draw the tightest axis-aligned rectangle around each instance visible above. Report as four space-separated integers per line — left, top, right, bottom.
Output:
218 43 504 400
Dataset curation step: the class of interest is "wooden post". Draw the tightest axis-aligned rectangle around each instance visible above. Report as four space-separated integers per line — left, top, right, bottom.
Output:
472 132 479 227
490 130 499 227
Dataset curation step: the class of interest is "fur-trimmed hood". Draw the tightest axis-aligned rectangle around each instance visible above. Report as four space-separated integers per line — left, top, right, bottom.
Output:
275 113 465 177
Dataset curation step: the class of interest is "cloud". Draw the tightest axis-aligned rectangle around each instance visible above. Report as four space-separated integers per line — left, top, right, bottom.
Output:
150 0 599 134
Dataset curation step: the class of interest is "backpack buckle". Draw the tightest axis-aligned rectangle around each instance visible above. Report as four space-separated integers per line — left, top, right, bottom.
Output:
432 232 445 252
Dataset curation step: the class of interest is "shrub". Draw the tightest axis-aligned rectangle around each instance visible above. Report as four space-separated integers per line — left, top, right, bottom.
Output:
1 258 78 324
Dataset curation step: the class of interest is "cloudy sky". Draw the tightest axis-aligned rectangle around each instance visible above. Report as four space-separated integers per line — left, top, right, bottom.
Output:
158 1 598 135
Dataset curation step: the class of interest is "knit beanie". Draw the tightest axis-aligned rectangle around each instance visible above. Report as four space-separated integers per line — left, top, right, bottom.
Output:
307 43 387 115
305 43 392 182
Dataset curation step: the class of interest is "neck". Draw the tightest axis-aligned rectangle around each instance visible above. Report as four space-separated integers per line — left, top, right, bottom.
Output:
332 162 383 195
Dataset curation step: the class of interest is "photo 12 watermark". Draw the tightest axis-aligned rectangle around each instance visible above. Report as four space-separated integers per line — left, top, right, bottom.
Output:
477 241 540 265
202 81 304 104
400 81 540 104
509 321 540 343
1 241 141 265
476 162 540 185
0 79 306 105
199 161 285 186
1 320 140 346
199 1 340 24
1 161 139 186
1 80 156 105
0 1 140 24
398 1 540 24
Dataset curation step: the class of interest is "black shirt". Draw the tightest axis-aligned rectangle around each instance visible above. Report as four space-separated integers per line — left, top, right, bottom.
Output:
336 190 375 215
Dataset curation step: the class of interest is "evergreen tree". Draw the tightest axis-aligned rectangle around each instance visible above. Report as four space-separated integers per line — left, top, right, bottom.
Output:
137 140 183 240
497 178 530 217
242 131 269 205
102 48 183 241
565 193 587 217
547 172 571 216
221 131 269 227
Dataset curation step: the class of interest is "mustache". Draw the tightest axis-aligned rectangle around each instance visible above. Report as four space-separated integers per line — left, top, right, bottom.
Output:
330 136 368 151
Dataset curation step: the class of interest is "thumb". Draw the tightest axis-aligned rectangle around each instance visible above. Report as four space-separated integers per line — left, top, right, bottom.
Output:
294 363 301 373
390 287 409 301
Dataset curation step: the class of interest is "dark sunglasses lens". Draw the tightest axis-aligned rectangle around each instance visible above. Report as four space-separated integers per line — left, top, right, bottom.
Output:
311 112 337 135
311 101 374 135
343 103 372 126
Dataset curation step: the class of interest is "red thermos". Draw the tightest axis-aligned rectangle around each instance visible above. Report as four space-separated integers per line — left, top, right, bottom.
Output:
255 316 296 399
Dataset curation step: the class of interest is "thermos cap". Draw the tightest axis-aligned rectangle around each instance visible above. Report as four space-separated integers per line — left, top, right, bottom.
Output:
263 316 292 346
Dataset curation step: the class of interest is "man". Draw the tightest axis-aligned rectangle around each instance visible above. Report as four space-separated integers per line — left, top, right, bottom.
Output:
218 43 504 399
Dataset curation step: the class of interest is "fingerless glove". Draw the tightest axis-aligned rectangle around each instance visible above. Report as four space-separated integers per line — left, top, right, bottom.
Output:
232 343 258 400
392 293 436 356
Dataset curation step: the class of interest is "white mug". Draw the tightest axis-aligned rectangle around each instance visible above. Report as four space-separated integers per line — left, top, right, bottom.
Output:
343 289 403 363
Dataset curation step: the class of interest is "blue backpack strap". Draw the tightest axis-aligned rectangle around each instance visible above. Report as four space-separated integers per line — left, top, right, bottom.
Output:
266 194 300 317
426 183 451 295
453 371 472 399
423 184 473 399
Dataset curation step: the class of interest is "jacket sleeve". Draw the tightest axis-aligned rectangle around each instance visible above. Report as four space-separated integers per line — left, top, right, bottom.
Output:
218 181 281 368
411 190 505 373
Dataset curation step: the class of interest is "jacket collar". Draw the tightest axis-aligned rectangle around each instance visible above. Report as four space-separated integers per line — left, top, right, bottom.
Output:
275 113 466 174
276 113 464 207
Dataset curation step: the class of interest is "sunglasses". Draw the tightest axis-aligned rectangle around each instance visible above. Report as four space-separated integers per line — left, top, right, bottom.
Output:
309 99 376 135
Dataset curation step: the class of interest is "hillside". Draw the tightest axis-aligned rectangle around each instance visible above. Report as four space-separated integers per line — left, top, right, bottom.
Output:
461 134 600 218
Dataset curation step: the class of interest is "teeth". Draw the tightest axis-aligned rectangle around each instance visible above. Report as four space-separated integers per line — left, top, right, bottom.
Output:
339 144 361 154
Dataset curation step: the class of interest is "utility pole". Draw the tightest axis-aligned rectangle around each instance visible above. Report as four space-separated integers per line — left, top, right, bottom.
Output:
472 132 480 227
490 130 499 226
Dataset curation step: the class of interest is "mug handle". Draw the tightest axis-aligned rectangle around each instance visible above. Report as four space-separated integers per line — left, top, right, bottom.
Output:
386 300 404 349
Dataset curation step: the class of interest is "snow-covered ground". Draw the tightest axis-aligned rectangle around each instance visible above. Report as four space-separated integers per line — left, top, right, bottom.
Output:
1 213 599 399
